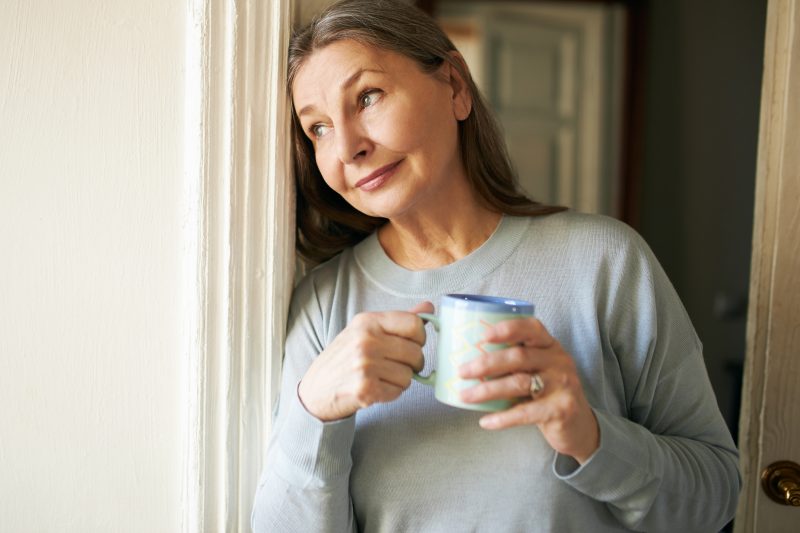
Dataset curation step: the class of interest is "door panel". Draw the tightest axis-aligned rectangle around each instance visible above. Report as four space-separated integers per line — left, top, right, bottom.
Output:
488 18 579 207
438 1 625 215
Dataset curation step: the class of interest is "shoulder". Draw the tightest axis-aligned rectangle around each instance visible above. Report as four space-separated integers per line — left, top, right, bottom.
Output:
522 210 651 259
284 250 356 349
530 209 641 240
512 211 666 302
291 250 351 311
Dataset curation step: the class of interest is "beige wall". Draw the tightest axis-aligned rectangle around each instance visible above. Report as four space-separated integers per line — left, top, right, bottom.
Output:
0 1 187 531
297 0 416 25
297 0 336 24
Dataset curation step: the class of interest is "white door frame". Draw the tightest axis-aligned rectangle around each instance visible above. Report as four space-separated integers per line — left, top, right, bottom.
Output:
736 0 800 530
183 0 295 531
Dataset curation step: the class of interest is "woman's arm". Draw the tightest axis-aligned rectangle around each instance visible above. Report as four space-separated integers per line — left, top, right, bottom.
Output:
251 279 359 533
251 276 429 532
553 362 740 532
460 319 738 533
554 228 741 532
459 219 740 532
251 394 359 533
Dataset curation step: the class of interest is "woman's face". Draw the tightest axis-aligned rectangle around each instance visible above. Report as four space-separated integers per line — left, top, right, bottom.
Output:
292 39 471 220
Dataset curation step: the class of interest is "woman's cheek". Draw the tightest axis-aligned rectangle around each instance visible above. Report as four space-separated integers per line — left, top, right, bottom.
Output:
367 107 411 150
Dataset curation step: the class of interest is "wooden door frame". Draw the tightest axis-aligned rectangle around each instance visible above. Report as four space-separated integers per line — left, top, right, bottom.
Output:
735 0 800 530
184 0 295 531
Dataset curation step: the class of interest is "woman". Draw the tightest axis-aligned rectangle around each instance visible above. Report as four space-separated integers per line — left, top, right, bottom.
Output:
252 0 740 531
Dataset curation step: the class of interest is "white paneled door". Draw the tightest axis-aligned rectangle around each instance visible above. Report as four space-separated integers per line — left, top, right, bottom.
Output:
438 1 625 216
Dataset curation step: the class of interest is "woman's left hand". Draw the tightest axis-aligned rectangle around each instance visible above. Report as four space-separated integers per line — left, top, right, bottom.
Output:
458 318 600 464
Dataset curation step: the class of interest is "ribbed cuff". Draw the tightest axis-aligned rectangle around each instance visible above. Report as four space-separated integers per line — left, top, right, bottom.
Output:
552 409 660 506
274 390 356 489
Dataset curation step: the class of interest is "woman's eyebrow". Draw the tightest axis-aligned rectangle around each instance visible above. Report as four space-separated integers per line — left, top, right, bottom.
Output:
297 104 318 119
297 67 385 118
340 67 384 91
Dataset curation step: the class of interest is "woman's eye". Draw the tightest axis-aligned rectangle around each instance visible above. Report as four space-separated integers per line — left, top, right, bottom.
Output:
310 124 331 138
359 89 382 109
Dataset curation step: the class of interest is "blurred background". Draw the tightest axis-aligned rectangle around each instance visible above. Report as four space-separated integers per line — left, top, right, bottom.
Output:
414 0 768 441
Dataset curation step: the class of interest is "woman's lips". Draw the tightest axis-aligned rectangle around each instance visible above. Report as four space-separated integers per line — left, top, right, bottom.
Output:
355 160 403 191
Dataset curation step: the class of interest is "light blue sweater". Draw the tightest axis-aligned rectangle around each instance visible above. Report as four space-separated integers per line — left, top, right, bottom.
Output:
252 212 740 532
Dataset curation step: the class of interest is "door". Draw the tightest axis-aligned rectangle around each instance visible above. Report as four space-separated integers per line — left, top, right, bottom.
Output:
735 0 800 531
487 17 580 211
437 2 625 216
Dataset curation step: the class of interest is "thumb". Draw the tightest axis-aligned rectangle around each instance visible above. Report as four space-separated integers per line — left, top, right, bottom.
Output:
407 300 434 315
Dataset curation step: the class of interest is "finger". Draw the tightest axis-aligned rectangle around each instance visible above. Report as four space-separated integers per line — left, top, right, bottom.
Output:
353 379 405 407
478 397 551 430
458 345 561 379
460 371 552 404
354 310 428 345
350 331 425 372
380 335 425 371
372 358 416 389
407 301 434 342
483 317 554 348
348 357 413 404
376 380 407 403
407 300 434 315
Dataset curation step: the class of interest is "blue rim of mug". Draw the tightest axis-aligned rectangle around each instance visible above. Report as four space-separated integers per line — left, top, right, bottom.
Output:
442 293 534 314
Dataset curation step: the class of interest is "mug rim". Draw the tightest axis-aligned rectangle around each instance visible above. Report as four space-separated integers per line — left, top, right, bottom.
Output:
442 293 534 313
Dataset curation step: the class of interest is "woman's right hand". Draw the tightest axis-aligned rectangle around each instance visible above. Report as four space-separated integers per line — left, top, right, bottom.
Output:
298 301 433 421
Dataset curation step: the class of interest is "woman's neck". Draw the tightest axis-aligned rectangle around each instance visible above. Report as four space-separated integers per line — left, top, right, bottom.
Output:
377 201 502 271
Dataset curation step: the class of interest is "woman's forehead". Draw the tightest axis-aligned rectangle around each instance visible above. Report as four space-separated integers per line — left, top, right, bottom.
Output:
292 40 411 103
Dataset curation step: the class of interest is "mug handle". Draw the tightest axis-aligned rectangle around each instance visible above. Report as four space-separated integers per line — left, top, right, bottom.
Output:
413 313 438 386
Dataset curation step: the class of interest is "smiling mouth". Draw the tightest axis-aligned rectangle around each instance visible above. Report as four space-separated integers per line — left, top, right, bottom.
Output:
355 160 403 191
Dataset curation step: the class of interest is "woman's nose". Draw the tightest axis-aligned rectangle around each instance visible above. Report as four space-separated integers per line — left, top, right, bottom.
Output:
335 120 370 162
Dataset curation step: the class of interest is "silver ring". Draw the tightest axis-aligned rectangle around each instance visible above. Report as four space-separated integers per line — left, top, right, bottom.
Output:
529 373 545 398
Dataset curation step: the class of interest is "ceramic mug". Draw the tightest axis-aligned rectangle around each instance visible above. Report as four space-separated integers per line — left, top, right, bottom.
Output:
415 294 535 412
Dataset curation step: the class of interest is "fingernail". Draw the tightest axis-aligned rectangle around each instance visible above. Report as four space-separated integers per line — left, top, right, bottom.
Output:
479 416 497 429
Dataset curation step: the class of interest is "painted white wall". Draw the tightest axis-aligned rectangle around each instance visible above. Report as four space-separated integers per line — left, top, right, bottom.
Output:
0 1 187 531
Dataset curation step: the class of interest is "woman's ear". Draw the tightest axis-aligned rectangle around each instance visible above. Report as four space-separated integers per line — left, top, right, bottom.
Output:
446 51 473 121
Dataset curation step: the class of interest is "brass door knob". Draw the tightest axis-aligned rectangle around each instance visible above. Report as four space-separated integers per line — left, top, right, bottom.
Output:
761 461 800 506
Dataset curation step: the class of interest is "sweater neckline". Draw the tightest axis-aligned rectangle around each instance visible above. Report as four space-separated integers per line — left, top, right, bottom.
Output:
352 215 532 297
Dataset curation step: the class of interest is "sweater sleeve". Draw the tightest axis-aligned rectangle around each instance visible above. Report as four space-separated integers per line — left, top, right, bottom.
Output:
251 275 358 533
552 223 740 532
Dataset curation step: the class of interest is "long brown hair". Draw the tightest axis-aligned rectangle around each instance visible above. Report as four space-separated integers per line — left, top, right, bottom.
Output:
289 0 565 265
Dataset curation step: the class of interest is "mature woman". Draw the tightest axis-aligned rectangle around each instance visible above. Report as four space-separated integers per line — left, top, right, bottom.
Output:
252 0 740 531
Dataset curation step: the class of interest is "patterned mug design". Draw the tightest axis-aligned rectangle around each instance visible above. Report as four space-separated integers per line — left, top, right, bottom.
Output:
415 294 534 412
